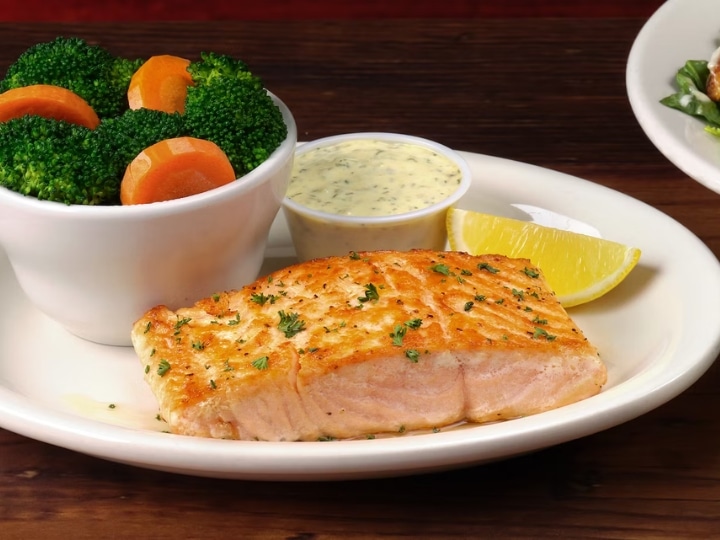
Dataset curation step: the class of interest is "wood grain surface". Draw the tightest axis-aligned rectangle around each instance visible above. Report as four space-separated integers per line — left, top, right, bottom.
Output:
1 17 720 539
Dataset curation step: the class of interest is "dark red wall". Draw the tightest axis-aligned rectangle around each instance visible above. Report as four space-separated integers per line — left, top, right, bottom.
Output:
1 0 664 21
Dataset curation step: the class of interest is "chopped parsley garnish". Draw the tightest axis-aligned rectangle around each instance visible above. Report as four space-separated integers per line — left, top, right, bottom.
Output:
464 301 474 312
251 356 269 370
324 320 347 333
278 310 305 338
405 349 420 363
532 315 548 325
390 324 407 346
478 262 499 274
512 288 525 300
143 321 152 334
210 379 217 389
474 294 486 302
251 292 277 306
390 319 423 346
430 263 451 276
358 283 380 303
191 341 205 350
173 316 191 335
405 318 423 330
533 327 557 341
157 359 171 377
227 312 241 326
523 267 540 278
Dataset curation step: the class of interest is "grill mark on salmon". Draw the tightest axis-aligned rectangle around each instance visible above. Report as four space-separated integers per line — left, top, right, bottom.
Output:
131 250 606 441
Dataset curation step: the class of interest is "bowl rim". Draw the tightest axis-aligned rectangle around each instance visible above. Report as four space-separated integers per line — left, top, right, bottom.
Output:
282 131 472 225
0 91 297 219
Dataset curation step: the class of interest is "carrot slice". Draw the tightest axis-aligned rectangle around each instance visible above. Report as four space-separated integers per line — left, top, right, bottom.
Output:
127 55 194 114
0 84 100 129
120 137 236 205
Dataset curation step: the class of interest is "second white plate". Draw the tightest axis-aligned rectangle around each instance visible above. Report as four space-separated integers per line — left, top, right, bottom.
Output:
1 151 719 481
627 0 720 195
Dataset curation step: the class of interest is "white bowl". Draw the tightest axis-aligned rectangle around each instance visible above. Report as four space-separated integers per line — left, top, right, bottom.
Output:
282 132 472 261
627 0 720 194
0 94 297 346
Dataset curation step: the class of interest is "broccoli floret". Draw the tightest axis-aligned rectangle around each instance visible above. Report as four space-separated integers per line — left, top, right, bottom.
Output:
0 115 121 205
0 36 143 119
184 52 288 176
95 108 189 174
186 51 261 89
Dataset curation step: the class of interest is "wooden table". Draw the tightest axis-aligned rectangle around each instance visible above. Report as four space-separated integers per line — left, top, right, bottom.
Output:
2 18 720 539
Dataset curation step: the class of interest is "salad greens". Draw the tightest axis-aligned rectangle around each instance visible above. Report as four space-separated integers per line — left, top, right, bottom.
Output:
661 55 720 137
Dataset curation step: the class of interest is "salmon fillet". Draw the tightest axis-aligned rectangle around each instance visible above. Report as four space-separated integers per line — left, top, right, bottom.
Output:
131 250 606 441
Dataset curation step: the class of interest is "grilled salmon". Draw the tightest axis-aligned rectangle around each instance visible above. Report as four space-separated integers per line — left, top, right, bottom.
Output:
131 250 606 441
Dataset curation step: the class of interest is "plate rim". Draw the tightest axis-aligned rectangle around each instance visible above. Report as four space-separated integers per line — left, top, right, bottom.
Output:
1 150 719 481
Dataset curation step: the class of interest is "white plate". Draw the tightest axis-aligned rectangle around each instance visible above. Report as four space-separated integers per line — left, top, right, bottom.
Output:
627 0 720 194
1 151 719 481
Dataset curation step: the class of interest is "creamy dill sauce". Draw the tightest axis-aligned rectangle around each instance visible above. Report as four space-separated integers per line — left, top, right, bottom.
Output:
288 139 463 216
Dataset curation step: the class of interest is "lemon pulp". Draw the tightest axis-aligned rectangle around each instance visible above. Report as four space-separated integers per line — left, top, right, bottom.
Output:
446 208 641 307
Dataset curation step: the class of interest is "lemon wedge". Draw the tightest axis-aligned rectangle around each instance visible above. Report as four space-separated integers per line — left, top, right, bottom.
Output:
446 208 641 308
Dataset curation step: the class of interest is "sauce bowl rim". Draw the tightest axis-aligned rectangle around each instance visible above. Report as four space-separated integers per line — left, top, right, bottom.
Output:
282 131 472 225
